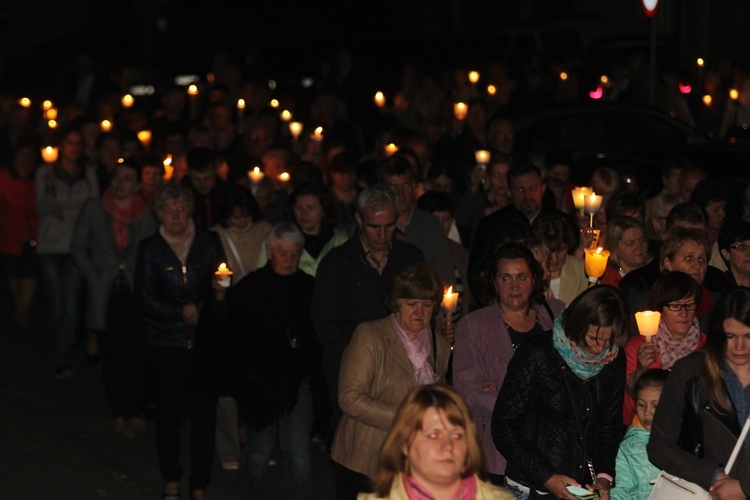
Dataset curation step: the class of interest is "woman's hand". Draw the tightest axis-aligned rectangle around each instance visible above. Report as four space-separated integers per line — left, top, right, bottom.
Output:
440 315 456 343
182 303 199 326
469 166 486 193
212 274 227 301
543 474 582 499
636 342 656 376
482 380 498 392
595 477 611 499
710 474 745 500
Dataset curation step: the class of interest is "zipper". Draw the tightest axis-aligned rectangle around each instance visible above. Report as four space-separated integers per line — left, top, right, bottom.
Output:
181 265 188 287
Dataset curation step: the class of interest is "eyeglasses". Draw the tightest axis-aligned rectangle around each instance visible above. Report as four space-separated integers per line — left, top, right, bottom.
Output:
729 243 750 253
665 302 698 312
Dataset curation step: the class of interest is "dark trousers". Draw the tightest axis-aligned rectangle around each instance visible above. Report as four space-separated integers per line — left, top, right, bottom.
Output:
148 345 217 491
101 287 146 418
332 461 372 500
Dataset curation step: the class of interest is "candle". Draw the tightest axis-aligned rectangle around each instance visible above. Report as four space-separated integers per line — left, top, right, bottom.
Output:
237 98 246 118
583 247 610 284
18 97 31 108
121 94 134 108
441 285 459 329
730 88 740 101
163 155 174 182
215 262 233 287
137 130 152 148
374 91 385 108
270 99 279 108
289 121 303 140
100 120 112 132
248 166 264 184
702 94 712 107
475 149 490 167
584 192 603 214
45 108 58 120
468 71 480 84
635 311 661 342
41 146 58 163
280 110 292 122
384 143 399 157
571 186 592 215
312 126 324 142
279 172 290 184
48 120 57 129
454 102 468 120
42 100 53 111
187 85 199 96
487 85 497 96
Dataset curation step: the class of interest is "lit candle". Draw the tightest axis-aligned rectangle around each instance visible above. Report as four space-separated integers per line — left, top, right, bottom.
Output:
560 72 569 81
18 97 31 108
137 130 152 148
42 100 53 111
289 121 303 140
237 98 246 119
312 126 324 142
47 119 57 129
635 311 661 343
280 110 292 122
487 85 497 96
441 285 459 328
248 166 264 184
100 120 112 132
584 193 603 214
279 172 291 184
468 71 480 84
454 102 468 120
384 143 399 157
187 85 199 96
374 91 385 108
41 146 58 163
121 94 134 108
703 94 712 107
45 108 58 120
583 247 610 285
215 262 233 287
571 186 592 215
270 99 279 108
475 149 490 167
163 155 174 182
730 88 739 101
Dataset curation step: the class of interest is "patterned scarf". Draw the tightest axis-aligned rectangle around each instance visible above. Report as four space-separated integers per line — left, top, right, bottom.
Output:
160 219 195 265
391 314 438 385
102 189 147 254
553 317 619 380
653 317 701 369
402 473 477 500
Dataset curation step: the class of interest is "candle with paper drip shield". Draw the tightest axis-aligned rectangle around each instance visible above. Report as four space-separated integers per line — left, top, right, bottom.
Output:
635 311 661 342
571 186 592 216
163 155 174 182
289 121 303 141
475 149 490 169
454 102 468 120
41 146 58 164
374 91 385 109
583 247 610 286
215 263 233 287
441 285 459 326
584 192 603 227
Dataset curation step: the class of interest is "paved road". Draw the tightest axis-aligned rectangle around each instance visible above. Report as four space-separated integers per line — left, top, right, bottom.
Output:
0 296 336 499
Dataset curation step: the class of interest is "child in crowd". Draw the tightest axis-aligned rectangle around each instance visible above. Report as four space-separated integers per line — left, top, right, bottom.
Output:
611 368 670 500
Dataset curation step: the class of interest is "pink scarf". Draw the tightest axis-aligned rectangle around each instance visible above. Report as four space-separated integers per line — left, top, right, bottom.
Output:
391 315 438 385
402 473 477 499
160 219 195 265
653 317 701 369
102 189 147 254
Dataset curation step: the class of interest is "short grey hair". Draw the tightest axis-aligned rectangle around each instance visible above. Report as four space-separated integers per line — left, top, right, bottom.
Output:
153 185 195 216
266 222 305 251
356 185 399 217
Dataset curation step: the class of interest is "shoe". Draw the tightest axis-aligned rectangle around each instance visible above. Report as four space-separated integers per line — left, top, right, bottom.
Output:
222 460 239 470
54 367 73 380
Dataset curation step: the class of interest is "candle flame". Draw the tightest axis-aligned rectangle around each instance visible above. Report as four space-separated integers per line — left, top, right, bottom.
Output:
596 247 603 255
445 286 454 296
218 263 227 271
163 154 172 167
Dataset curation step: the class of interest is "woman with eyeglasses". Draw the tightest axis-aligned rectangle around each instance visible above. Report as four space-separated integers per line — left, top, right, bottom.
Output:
622 271 707 426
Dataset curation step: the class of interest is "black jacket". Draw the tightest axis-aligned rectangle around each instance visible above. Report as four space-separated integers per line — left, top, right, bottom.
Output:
647 351 750 494
492 332 625 494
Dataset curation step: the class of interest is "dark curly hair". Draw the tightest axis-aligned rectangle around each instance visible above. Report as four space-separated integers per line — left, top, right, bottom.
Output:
480 242 546 307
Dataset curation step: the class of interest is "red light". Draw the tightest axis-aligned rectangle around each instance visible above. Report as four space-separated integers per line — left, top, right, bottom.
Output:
589 86 603 100
678 82 692 94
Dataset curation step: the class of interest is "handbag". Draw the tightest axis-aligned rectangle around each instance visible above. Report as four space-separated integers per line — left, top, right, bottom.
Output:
648 413 750 500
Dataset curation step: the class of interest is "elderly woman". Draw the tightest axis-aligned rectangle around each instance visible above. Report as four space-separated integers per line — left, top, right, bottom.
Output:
134 185 226 500
71 158 157 436
332 263 451 499
229 223 317 500
361 385 514 500
600 216 650 288
531 214 588 306
647 287 750 499
453 242 565 486
493 285 628 499
622 271 707 425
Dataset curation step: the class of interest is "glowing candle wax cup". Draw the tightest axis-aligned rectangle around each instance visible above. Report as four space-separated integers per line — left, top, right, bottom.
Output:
571 186 592 215
279 172 290 184
584 193 603 214
121 94 134 108
100 120 113 132
635 311 661 342
163 155 174 182
374 91 385 108
289 121 303 140
215 263 233 287
41 146 58 163
137 130 152 147
384 143 398 156
583 247 610 284
475 149 490 167
454 102 468 120
248 167 264 184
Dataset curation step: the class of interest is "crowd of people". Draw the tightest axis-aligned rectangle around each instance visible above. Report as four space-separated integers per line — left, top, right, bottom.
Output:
2 48 750 500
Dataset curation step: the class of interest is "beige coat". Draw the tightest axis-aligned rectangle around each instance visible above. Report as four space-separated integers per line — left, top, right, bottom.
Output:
358 474 514 499
332 316 450 478
557 255 589 306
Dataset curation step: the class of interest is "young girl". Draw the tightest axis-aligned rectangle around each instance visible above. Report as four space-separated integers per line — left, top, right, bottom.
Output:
611 368 670 500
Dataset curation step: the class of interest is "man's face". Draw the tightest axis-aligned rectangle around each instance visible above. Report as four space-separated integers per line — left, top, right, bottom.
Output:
510 171 545 218
721 240 750 278
187 168 216 196
383 173 414 215
355 204 397 254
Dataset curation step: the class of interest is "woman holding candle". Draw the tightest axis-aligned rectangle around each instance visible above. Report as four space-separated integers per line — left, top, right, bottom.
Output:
134 185 226 500
35 125 100 378
361 385 514 500
453 242 565 486
647 287 750 498
622 271 706 426
599 216 650 288
71 158 157 436
331 263 451 499
492 285 628 499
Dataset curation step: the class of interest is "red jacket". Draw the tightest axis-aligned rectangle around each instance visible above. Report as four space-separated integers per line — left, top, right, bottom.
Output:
0 167 37 256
